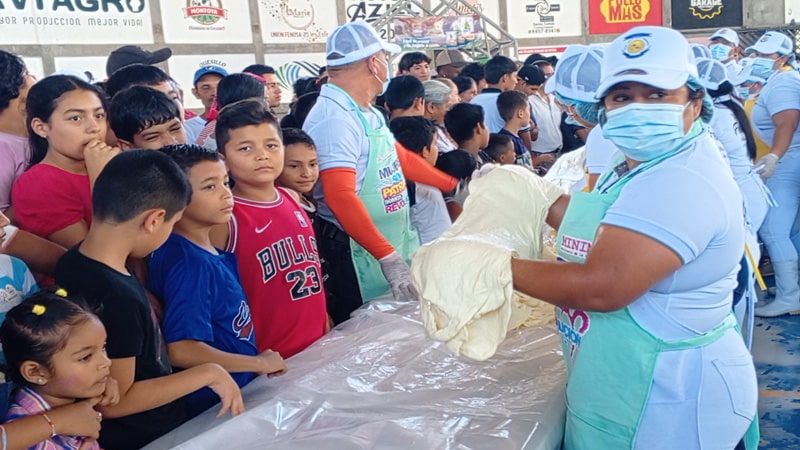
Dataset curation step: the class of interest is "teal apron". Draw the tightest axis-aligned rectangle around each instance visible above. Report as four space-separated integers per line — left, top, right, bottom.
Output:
329 85 419 301
554 136 759 449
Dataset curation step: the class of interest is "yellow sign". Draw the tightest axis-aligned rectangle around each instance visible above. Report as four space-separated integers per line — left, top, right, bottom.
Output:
600 0 652 23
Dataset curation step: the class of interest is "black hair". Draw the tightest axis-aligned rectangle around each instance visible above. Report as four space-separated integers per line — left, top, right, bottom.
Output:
398 52 431 72
216 98 281 152
460 62 485 84
385 75 425 111
26 75 108 167
292 91 320 128
0 289 97 387
0 50 27 113
708 82 757 160
452 75 476 95
318 66 327 77
281 127 316 149
484 56 518 85
110 86 181 142
445 103 484 144
159 143 222 174
532 60 554 71
217 73 266 109
93 149 191 223
389 116 437 154
524 53 558 67
242 64 275 76
105 64 171 99
280 114 300 129
435 149 477 180
484 133 514 161
497 90 529 122
292 77 319 98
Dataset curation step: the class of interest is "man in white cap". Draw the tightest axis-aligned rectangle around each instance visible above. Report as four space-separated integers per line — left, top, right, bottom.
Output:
303 21 458 324
708 27 742 79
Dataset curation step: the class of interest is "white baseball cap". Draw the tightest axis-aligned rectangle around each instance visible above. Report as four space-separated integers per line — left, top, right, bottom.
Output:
695 57 730 91
544 44 604 103
710 28 740 47
746 31 794 56
595 26 697 99
326 21 401 67
691 43 712 60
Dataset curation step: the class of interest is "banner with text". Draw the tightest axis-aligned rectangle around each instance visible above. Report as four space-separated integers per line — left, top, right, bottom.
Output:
671 0 742 30
258 0 337 44
392 15 484 49
506 0 582 39
160 0 253 44
0 0 154 45
589 0 663 34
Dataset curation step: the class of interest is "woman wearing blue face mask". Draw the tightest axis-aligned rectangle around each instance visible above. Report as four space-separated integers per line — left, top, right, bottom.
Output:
708 28 742 79
747 31 800 317
509 26 759 449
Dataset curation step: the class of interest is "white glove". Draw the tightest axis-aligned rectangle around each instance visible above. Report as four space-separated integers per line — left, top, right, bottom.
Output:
378 251 419 302
755 153 779 181
449 178 470 206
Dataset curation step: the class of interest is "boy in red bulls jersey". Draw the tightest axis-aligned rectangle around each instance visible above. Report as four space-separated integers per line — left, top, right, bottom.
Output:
211 99 329 358
149 144 287 417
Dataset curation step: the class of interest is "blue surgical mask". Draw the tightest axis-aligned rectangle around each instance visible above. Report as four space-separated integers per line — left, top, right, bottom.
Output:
751 57 777 80
601 102 690 162
736 86 751 100
709 43 732 61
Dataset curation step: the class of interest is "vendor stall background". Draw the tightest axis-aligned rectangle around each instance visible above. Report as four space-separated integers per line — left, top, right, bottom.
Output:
0 0 790 106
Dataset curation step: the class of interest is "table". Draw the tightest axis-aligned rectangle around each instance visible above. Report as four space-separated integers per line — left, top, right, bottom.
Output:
144 298 567 450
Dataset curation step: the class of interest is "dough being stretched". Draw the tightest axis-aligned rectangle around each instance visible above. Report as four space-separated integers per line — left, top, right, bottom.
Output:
411 165 563 361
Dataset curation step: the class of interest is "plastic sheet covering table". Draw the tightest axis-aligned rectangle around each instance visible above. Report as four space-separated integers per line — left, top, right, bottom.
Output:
144 297 567 450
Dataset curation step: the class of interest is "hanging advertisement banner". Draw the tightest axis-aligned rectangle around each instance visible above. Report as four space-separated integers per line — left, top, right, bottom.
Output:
506 0 583 39
168 54 257 110
447 0 501 27
670 0 743 30
160 0 253 44
589 0 663 35
392 15 485 50
0 0 153 45
265 52 326 105
344 0 423 41
257 0 337 44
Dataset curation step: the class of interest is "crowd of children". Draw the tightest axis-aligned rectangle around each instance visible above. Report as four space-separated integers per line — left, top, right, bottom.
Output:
0 20 793 449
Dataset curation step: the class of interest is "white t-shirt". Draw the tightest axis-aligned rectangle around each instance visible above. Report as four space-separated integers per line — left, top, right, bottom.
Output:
584 126 620 176
528 92 562 153
410 183 450 245
184 115 206 146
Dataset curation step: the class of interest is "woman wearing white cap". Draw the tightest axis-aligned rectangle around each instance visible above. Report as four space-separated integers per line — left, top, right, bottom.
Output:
510 26 758 449
709 28 743 79
747 31 800 317
545 44 619 190
697 57 773 332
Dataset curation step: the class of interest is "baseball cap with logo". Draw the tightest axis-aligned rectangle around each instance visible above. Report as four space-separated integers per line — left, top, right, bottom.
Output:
595 26 697 99
106 45 172 77
710 28 740 47
435 50 470 69
517 65 546 86
326 21 401 67
545 44 604 102
746 31 794 56
193 65 228 85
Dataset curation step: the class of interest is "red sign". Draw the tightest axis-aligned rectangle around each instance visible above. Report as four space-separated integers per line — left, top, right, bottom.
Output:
589 0 663 35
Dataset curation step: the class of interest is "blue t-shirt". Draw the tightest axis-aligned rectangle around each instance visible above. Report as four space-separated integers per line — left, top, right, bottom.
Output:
752 69 800 152
599 132 745 339
498 128 532 168
469 89 505 133
148 234 258 416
